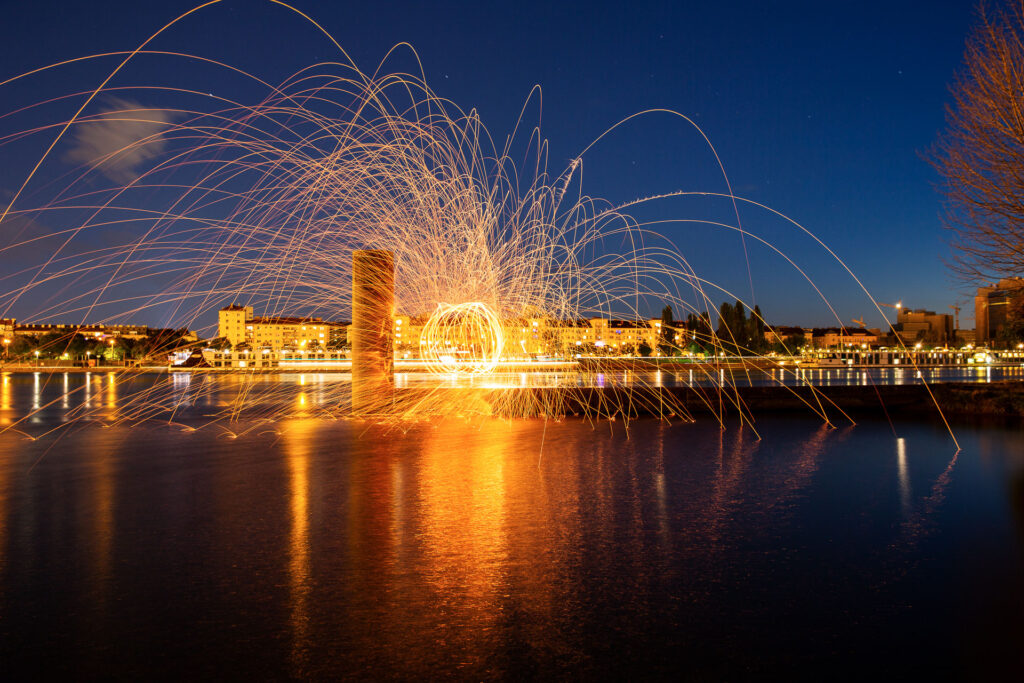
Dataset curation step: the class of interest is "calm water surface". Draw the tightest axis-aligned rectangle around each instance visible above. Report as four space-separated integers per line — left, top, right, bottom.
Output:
0 375 1022 679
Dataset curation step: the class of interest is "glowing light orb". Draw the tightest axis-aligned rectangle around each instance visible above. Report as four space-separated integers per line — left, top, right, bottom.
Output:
421 302 505 374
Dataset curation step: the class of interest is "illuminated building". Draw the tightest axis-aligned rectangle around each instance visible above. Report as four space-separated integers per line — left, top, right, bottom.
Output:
218 305 347 350
896 308 954 343
391 315 671 358
809 328 881 348
974 277 1024 345
392 315 666 358
765 326 811 346
220 302 681 361
201 349 356 369
10 322 155 340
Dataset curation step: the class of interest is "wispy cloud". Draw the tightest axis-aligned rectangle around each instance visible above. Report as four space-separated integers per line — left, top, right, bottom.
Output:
63 97 176 183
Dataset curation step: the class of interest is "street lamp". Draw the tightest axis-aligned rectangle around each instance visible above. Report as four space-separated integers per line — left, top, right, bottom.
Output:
34 350 40 366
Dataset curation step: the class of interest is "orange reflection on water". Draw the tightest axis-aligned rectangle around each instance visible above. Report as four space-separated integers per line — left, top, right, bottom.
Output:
417 420 512 659
0 423 10 575
282 419 313 666
104 372 117 416
81 429 116 623
83 372 92 408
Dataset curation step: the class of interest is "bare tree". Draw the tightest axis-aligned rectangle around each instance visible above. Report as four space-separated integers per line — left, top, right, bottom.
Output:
931 1 1024 280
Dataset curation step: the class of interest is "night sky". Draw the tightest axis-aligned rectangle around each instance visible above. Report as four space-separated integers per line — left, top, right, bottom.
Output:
0 1 979 328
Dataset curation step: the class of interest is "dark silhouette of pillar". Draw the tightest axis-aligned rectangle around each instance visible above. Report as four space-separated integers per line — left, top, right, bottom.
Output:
351 249 394 413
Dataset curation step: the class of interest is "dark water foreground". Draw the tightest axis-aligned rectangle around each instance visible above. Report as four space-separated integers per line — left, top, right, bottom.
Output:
0 413 1022 679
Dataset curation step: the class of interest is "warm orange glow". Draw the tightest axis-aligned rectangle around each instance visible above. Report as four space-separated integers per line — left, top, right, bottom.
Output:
420 302 505 374
282 420 313 665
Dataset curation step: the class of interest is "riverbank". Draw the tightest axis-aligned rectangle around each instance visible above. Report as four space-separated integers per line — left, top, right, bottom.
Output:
0 364 168 373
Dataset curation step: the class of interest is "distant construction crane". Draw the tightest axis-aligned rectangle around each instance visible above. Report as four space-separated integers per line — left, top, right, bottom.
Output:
949 304 961 330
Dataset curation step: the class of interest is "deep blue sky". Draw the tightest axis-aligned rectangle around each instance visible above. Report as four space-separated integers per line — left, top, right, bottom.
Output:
0 0 979 328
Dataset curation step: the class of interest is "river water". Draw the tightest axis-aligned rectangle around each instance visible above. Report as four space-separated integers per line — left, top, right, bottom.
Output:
0 373 1022 678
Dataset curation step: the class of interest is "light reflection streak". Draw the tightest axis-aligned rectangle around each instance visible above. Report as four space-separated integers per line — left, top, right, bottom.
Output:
875 440 961 589
0 424 9 588
104 372 117 416
897 437 911 518
83 430 115 627
389 455 406 571
282 420 313 666
654 424 670 548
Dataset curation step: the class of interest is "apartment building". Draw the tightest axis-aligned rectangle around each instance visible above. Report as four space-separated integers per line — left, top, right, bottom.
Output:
218 305 348 350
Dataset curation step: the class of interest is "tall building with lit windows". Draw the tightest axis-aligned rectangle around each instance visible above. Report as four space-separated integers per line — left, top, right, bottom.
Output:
218 305 253 346
217 305 347 350
975 277 1024 345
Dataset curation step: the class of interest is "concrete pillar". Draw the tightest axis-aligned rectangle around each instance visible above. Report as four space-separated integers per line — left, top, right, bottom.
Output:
351 249 394 413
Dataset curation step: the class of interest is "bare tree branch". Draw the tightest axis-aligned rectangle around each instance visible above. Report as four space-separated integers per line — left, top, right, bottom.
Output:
930 1 1024 282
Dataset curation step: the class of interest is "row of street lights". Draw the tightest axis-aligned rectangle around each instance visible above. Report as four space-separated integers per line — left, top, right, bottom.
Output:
1 337 116 364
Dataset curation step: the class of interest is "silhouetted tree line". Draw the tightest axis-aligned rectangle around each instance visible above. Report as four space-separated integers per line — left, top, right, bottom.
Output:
649 305 717 356
713 300 767 354
3 328 197 362
644 302 776 357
